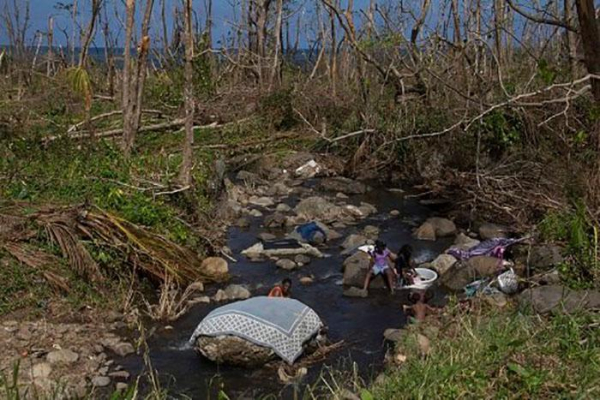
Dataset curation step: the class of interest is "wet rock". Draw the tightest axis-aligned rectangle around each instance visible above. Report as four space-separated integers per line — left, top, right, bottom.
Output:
342 252 385 289
363 225 380 240
32 363 53 379
47 349 79 364
336 192 349 199
201 257 229 279
116 383 129 392
248 209 263 218
235 217 250 228
343 287 368 298
217 200 243 220
529 245 564 270
390 210 400 217
294 254 311 265
223 285 251 301
341 234 368 255
196 335 275 367
430 254 457 275
414 222 436 241
519 285 600 314
109 371 130 380
383 329 403 343
299 277 314 285
92 376 111 387
107 342 135 357
453 233 480 250
258 232 276 242
295 197 343 222
295 160 322 179
427 217 457 237
276 259 298 271
242 242 323 259
214 290 229 302
319 177 368 194
359 202 377 216
332 222 347 229
248 196 275 208
268 183 292 197
343 205 364 219
188 296 211 305
264 213 287 228
440 256 502 291
236 170 262 184
276 203 292 213
479 223 509 240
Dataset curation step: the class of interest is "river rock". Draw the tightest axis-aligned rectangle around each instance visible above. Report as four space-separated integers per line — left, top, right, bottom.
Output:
295 254 311 265
217 200 243 220
479 223 509 240
248 209 263 218
295 197 344 222
359 202 377 216
440 256 502 291
47 349 79 364
336 192 349 199
300 276 314 285
428 217 457 237
319 177 368 194
430 254 457 275
484 292 508 308
196 335 275 367
531 269 561 285
390 210 400 217
109 371 131 380
342 252 385 289
269 183 292 197
384 329 403 343
529 245 564 270
519 285 600 314
107 342 135 357
236 170 262 184
32 363 53 379
264 213 287 228
236 217 250 228
258 232 276 242
276 203 292 213
201 257 229 279
341 234 368 255
249 196 275 207
276 259 298 270
343 287 368 298
224 284 251 301
414 221 436 241
92 376 111 387
116 383 129 392
188 296 211 305
363 225 380 240
453 233 480 250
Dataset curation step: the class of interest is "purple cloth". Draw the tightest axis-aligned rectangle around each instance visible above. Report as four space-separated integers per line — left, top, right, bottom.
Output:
448 238 524 260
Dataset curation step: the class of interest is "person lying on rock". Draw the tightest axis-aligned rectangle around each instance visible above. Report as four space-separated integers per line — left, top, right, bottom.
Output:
363 240 398 294
395 244 418 287
402 290 436 323
268 278 292 298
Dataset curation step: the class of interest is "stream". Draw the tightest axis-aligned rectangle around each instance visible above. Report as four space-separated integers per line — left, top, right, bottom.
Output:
121 179 452 399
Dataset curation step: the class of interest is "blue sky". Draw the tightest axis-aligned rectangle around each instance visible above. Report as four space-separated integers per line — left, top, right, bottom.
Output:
0 0 381 47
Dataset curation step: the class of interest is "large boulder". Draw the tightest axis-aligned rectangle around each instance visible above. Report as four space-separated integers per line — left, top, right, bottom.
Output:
529 245 564 270
479 223 509 240
427 217 457 237
295 197 344 222
214 285 251 302
519 285 600 314
201 257 229 279
318 177 368 194
414 222 436 241
340 234 368 255
342 252 385 289
430 254 457 275
196 336 276 368
242 242 323 259
440 256 501 291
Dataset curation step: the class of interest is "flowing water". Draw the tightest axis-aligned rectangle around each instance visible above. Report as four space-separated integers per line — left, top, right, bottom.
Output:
121 181 452 399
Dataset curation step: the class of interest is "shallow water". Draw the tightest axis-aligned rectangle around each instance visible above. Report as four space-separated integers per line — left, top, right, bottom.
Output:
121 182 452 399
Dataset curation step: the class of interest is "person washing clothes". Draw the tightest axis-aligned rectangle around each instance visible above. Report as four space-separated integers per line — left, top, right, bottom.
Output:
363 240 398 294
395 244 418 287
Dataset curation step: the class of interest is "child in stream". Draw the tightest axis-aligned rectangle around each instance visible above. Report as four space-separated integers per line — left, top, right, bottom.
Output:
394 244 418 288
403 290 436 323
363 240 398 294
268 278 292 298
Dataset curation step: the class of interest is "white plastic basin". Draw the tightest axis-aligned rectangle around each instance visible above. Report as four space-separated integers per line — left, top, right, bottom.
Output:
403 267 438 290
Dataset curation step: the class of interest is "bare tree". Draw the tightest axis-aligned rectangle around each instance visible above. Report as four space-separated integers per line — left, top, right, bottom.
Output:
574 0 600 103
79 0 103 68
180 0 195 186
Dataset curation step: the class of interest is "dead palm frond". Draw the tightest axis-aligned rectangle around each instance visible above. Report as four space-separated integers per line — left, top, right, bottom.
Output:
143 276 204 321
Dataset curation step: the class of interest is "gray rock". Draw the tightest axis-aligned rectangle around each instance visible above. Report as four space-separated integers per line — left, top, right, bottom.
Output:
258 232 276 242
109 371 130 380
453 233 480 250
264 213 287 228
110 342 135 357
484 292 508 308
268 183 292 197
248 196 275 207
276 259 298 271
216 200 243 220
47 349 79 364
414 222 436 241
248 209 263 218
236 170 262 183
479 223 509 240
343 287 368 298
116 383 129 392
531 269 561 285
294 254 311 265
383 329 403 343
91 376 111 387
201 257 229 279
359 202 377 216
336 192 349 199
319 177 368 194
342 252 385 289
196 335 275 367
340 234 368 255
214 290 229 302
363 225 380 240
440 256 502 291
519 285 600 314
295 197 344 222
276 203 292 213
430 254 457 275
32 363 52 379
427 217 457 237
224 284 251 301
390 210 400 217
529 245 564 270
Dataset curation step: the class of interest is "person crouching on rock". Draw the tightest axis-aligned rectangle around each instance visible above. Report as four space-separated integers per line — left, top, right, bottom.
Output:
395 244 418 287
403 290 436 323
269 278 292 298
363 240 398 294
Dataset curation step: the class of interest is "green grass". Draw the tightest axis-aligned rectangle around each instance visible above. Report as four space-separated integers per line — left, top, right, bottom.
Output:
370 307 600 399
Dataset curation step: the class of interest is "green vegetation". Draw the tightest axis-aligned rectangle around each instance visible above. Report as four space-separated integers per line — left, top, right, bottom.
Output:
370 307 600 399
